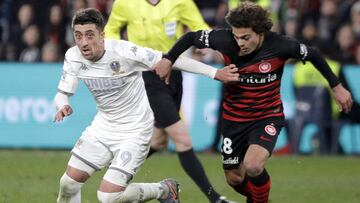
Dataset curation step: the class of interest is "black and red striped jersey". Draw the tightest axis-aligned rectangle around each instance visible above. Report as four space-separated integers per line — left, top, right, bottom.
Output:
166 29 340 122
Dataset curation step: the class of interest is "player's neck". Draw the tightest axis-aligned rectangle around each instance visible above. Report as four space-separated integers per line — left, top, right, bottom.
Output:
255 34 264 51
91 49 106 62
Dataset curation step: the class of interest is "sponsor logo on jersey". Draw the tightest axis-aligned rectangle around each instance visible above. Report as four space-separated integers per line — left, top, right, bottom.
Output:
199 30 211 47
265 124 276 136
84 78 127 92
300 43 308 60
110 61 122 75
259 62 271 73
222 157 239 164
239 73 277 84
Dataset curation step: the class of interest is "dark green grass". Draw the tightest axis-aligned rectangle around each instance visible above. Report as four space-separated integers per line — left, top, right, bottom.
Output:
0 150 359 203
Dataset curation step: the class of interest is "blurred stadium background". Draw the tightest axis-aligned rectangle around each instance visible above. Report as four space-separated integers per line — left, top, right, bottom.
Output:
1 0 360 202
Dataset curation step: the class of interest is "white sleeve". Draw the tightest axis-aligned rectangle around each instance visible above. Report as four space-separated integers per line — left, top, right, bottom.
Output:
54 92 70 110
120 40 163 71
57 57 80 95
172 56 217 79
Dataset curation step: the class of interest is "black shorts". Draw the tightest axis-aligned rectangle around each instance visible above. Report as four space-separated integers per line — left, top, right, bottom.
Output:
220 116 285 170
142 70 183 128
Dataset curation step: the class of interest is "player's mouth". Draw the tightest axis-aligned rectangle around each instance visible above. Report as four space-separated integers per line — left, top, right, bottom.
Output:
82 49 91 56
241 48 248 53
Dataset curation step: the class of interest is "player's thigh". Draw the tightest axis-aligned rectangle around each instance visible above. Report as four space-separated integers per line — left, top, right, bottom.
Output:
221 118 250 170
150 127 169 149
248 116 285 156
104 136 151 187
164 120 192 151
70 131 113 172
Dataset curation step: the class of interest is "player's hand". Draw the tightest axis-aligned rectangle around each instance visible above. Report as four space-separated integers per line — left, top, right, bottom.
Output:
215 64 239 83
332 83 353 113
53 105 73 122
153 58 173 84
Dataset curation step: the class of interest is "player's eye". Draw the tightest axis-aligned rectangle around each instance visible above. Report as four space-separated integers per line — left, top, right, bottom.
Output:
86 33 94 39
75 33 82 40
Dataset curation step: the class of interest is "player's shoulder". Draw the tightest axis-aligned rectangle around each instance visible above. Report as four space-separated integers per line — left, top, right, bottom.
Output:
64 46 83 62
264 31 299 50
104 39 138 55
207 28 234 48
267 31 297 44
104 38 121 50
210 28 232 38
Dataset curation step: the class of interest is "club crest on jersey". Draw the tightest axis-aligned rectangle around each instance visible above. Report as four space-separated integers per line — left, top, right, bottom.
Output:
259 62 271 73
265 124 276 136
110 61 122 75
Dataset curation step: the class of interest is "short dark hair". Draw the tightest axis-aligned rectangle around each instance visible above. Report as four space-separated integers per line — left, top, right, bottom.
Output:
225 2 273 34
72 8 105 31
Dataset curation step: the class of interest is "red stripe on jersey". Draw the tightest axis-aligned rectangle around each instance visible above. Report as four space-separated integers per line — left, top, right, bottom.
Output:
238 57 284 73
226 97 282 110
223 112 284 122
223 57 285 122
223 54 231 65
223 102 281 117
224 81 280 104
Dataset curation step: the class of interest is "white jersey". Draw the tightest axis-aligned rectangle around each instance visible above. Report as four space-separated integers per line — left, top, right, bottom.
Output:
57 39 162 136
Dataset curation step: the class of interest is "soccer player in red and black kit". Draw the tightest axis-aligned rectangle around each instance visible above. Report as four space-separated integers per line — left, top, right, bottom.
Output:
153 2 354 203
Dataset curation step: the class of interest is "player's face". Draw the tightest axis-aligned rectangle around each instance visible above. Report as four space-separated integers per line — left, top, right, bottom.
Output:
73 24 105 61
232 27 263 56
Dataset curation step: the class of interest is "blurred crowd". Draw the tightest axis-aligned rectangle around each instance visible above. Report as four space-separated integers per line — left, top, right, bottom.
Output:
1 0 360 65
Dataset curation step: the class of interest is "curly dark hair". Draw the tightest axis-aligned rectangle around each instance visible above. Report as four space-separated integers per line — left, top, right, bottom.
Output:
225 2 273 34
72 8 105 31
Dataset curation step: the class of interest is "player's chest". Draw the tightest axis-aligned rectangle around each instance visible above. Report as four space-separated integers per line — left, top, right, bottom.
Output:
76 59 132 78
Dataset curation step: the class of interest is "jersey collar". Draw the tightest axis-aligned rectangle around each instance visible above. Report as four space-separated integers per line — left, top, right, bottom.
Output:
146 0 161 6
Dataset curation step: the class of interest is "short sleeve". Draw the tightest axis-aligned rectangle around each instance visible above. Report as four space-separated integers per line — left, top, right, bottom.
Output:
57 56 79 95
120 40 163 71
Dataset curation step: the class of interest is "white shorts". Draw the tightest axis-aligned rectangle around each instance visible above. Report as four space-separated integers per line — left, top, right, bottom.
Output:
69 122 152 186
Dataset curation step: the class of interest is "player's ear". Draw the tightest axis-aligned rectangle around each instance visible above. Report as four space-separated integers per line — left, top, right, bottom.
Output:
100 31 105 40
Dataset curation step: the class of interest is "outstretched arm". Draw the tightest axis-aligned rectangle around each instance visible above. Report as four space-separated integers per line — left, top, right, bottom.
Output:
154 30 219 79
306 47 353 113
172 56 239 83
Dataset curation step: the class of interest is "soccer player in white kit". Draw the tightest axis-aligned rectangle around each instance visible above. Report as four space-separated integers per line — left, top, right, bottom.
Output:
54 8 239 203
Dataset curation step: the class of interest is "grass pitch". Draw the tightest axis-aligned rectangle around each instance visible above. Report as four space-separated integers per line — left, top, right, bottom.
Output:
0 150 359 203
